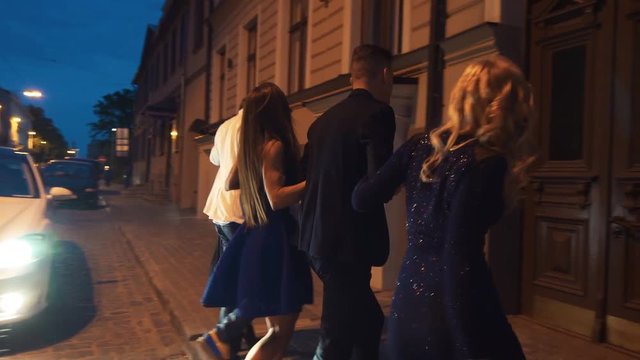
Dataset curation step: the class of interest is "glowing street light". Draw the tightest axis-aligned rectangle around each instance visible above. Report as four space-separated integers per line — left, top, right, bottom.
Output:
40 141 47 144
111 128 117 132
10 117 21 123
23 90 43 98
67 150 77 154
28 131 37 149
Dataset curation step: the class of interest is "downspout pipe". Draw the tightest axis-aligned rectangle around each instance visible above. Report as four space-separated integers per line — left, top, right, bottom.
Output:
204 0 214 123
426 0 446 131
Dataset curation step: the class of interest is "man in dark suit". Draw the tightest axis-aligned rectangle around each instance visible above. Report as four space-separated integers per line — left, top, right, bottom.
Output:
300 44 396 360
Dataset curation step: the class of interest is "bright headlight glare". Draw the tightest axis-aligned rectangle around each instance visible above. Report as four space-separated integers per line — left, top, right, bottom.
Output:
0 293 25 315
0 234 46 268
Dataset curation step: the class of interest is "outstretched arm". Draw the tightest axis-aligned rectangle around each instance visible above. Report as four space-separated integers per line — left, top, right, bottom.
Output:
262 140 306 210
352 135 421 211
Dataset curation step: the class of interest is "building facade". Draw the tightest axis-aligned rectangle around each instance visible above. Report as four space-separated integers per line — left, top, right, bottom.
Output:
132 0 640 353
0 88 33 149
132 0 210 209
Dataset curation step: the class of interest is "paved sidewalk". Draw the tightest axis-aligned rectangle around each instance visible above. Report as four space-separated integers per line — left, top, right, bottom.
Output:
106 189 638 360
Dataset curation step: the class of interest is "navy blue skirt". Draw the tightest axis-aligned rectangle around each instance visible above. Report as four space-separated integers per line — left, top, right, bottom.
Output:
201 211 313 318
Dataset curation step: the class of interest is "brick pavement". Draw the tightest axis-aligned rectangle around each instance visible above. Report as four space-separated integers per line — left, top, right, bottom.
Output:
1 198 187 360
109 188 639 360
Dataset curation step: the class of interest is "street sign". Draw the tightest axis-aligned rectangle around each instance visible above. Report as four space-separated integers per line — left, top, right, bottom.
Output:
115 128 129 157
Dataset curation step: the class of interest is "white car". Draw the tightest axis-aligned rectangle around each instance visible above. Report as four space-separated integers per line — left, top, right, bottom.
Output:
0 146 73 325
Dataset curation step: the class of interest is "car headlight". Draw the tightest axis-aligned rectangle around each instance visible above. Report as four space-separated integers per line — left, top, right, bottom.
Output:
0 234 48 269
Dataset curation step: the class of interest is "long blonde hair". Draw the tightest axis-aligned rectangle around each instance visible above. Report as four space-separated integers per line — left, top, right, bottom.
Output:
420 56 534 197
238 82 299 227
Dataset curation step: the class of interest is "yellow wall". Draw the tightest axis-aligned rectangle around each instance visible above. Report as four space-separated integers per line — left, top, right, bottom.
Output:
408 0 431 51
309 0 345 86
197 144 218 220
180 74 206 209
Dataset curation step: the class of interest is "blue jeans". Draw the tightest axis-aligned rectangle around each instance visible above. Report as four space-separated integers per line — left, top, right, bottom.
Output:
212 222 256 355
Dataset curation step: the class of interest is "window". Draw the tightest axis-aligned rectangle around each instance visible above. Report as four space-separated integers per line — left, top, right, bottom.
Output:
179 11 188 66
193 0 205 52
549 45 586 161
362 0 403 54
246 19 258 92
163 43 169 82
155 55 161 88
289 0 308 93
217 47 227 120
171 28 177 74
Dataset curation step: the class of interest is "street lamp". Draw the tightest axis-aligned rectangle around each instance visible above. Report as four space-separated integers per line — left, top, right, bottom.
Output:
28 131 36 149
22 90 43 98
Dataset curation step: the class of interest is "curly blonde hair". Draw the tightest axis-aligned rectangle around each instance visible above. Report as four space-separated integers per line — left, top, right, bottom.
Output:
420 56 535 198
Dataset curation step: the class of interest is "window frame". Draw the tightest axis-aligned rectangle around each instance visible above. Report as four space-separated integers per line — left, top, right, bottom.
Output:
245 18 258 93
288 0 308 93
217 46 227 120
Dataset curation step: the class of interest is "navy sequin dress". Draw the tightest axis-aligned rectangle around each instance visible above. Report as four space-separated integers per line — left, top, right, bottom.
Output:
201 166 313 319
352 133 525 360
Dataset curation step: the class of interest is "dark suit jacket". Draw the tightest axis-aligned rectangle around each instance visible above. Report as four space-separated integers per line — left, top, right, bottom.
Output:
299 89 396 266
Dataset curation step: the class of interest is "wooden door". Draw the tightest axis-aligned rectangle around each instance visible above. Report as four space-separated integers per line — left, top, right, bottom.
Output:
522 0 616 339
606 0 640 353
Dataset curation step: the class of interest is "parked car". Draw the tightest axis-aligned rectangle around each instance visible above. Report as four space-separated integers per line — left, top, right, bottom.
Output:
0 147 74 325
63 157 104 179
41 160 100 208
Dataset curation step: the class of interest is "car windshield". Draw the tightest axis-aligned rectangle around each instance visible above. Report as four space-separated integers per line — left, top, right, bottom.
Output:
0 156 37 198
44 162 93 178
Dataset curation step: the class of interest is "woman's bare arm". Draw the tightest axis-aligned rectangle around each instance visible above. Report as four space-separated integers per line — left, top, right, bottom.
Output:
262 140 305 210
225 163 240 191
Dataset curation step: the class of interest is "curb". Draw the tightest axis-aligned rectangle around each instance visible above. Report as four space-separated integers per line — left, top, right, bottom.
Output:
116 224 208 360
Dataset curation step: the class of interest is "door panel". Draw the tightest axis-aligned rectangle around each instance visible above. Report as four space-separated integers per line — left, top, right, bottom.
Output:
523 0 615 339
607 0 640 352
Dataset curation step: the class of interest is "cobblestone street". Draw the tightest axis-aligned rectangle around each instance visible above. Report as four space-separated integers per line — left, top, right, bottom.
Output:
0 190 187 360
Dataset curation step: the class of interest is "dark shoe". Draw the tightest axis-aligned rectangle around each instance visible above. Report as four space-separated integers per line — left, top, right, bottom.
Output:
242 324 258 349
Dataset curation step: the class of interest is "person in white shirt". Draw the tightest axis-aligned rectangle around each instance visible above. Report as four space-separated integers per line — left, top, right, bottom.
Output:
202 104 256 359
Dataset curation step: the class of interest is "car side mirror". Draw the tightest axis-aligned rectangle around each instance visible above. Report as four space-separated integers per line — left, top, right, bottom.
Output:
47 187 76 201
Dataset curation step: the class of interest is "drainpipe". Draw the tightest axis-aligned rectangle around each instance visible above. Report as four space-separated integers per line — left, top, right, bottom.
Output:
426 0 446 131
204 0 213 123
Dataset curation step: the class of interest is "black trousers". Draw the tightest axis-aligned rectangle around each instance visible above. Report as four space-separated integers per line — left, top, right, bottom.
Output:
311 258 384 360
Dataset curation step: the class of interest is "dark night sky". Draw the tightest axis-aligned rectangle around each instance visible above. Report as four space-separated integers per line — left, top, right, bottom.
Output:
0 0 165 156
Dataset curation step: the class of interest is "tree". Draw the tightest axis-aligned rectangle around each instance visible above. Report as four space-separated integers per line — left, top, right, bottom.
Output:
27 105 69 163
87 88 135 182
87 88 135 140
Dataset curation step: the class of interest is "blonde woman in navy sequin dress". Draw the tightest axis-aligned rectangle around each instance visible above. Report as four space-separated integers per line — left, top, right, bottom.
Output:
352 56 533 359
